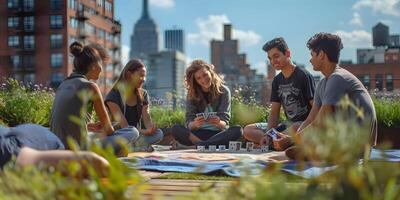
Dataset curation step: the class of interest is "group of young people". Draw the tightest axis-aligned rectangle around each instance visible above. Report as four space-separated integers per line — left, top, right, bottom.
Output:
0 32 377 171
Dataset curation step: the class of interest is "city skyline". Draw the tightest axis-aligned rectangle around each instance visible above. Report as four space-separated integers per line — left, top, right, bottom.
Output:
116 0 400 75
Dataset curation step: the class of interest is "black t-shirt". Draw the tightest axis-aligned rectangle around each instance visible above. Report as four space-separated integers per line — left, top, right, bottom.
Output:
105 89 150 128
270 67 315 122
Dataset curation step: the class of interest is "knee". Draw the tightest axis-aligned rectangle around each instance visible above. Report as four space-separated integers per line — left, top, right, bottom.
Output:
230 125 243 136
125 126 140 142
154 129 164 141
171 124 185 136
243 124 255 138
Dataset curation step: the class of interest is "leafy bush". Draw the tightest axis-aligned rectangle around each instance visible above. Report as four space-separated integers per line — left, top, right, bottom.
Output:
374 98 400 128
150 106 185 128
0 78 54 127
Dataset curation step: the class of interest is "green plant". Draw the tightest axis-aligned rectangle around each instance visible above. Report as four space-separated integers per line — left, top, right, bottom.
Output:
0 78 54 127
0 144 146 200
150 106 185 128
374 98 400 128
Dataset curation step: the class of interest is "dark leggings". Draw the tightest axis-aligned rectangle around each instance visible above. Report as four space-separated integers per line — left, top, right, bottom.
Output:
171 124 242 147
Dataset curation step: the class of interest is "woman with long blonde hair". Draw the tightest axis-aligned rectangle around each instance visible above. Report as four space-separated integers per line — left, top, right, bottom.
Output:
171 60 242 147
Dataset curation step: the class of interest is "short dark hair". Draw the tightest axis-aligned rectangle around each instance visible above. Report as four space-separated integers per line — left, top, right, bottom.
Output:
262 37 289 54
307 33 343 63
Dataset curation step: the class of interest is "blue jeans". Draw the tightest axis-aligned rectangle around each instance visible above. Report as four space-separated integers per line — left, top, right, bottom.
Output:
100 126 139 154
138 128 164 145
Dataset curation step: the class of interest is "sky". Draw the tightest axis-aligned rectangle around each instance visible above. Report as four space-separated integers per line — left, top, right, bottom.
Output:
115 0 400 75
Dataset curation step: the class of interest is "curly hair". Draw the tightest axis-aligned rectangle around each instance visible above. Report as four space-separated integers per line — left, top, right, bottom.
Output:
307 32 344 63
185 60 225 104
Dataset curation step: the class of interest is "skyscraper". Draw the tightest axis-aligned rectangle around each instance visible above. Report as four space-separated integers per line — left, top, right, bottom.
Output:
165 29 184 53
0 0 122 93
130 0 159 59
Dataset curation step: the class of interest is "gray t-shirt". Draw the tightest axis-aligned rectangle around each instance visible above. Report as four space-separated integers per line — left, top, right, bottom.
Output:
50 73 93 148
314 67 377 145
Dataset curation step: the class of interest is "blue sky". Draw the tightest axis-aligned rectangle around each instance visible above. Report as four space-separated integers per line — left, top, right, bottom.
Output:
115 0 400 75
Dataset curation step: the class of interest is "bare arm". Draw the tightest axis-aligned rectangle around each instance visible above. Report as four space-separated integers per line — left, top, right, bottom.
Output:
267 102 281 129
90 83 114 135
297 105 333 138
106 101 129 128
16 147 109 177
297 101 320 133
140 105 157 135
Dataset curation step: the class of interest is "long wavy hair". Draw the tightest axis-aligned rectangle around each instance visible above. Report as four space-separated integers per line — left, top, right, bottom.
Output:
111 59 145 103
185 60 225 104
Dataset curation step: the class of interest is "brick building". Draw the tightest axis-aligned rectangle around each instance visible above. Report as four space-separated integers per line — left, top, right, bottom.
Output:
0 0 122 93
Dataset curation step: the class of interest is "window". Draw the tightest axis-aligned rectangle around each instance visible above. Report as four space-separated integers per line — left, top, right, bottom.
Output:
24 16 34 31
69 17 78 28
375 74 383 91
23 0 34 11
8 36 19 47
51 53 63 67
386 74 393 91
10 55 21 68
362 75 370 90
7 0 18 8
50 15 63 29
51 73 64 87
105 1 112 12
23 55 34 68
68 36 77 45
50 34 63 48
97 0 104 7
84 22 96 34
50 0 62 10
24 73 35 83
8 17 19 28
98 29 105 39
24 35 35 49
68 0 77 10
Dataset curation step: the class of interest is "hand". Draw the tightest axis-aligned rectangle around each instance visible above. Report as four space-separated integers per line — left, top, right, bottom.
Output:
143 124 157 135
207 115 220 125
192 116 206 129
259 135 272 146
272 132 293 151
87 122 103 132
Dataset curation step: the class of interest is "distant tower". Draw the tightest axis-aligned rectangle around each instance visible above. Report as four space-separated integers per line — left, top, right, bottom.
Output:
130 0 160 59
165 28 185 53
373 22 390 47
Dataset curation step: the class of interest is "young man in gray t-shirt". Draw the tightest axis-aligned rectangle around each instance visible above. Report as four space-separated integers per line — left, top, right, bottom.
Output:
272 33 377 151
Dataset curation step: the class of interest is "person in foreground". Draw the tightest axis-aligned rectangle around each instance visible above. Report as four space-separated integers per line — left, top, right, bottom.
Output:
105 59 163 150
171 60 242 147
243 37 315 148
0 124 109 177
50 41 138 156
272 32 377 158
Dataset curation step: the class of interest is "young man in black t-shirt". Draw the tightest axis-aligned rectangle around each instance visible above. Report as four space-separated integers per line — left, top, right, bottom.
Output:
243 37 316 150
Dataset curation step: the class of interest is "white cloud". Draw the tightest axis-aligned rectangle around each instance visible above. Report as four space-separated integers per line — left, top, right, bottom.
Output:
187 14 262 47
353 0 400 16
349 12 363 26
334 30 372 48
149 0 175 8
121 45 130 66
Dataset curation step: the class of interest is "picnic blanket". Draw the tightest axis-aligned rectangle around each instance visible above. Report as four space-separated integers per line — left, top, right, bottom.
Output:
120 148 400 179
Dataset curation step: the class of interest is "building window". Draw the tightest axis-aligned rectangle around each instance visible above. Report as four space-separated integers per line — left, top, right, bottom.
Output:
50 34 63 48
68 0 77 10
7 0 18 8
8 17 19 28
24 16 34 31
23 55 35 68
50 15 63 29
69 17 78 28
24 35 35 49
50 0 62 10
68 36 77 45
386 74 393 91
51 73 64 87
51 53 63 67
24 73 35 83
8 36 19 47
375 74 383 91
362 75 370 90
10 55 21 68
84 22 96 34
23 0 34 11
105 1 112 12
98 29 105 39
96 0 104 7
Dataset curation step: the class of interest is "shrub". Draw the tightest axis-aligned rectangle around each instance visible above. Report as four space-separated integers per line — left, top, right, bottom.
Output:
374 98 400 128
150 106 185 128
0 78 54 127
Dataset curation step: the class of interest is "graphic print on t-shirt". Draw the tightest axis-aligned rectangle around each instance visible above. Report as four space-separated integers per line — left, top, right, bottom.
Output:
277 83 308 120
